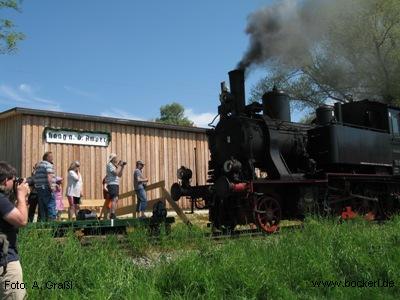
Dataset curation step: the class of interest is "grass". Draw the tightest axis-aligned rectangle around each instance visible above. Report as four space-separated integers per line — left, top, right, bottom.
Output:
18 217 400 299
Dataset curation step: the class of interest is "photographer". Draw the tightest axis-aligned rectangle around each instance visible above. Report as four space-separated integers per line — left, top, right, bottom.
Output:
134 160 148 218
105 153 126 219
0 161 29 300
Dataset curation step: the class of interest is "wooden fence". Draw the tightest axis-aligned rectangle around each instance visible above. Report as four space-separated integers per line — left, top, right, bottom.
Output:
60 180 190 225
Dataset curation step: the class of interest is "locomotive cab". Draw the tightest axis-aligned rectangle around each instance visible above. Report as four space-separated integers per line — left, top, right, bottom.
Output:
308 100 400 175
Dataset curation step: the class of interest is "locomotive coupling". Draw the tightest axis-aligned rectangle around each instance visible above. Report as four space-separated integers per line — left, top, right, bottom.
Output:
170 182 183 202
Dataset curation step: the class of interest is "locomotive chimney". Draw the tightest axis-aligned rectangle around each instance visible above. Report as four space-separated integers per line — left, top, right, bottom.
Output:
228 69 246 115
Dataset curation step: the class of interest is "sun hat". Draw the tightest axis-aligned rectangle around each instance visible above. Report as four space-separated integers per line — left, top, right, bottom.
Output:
108 153 117 162
136 160 145 165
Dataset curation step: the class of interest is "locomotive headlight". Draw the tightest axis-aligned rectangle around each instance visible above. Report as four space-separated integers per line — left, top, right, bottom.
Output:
177 166 192 181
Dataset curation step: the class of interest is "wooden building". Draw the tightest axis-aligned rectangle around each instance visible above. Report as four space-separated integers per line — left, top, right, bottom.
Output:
0 107 209 210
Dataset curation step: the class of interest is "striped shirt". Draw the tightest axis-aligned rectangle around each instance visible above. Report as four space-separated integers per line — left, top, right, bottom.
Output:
34 160 55 189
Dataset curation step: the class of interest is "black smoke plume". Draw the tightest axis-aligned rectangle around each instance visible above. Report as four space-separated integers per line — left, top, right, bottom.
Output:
238 0 361 71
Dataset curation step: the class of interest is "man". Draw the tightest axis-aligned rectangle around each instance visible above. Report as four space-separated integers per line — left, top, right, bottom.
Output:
34 152 55 221
105 153 126 219
134 160 149 218
0 161 29 300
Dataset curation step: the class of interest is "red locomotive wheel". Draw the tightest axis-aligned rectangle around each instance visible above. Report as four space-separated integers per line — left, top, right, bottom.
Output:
353 198 378 221
254 196 281 234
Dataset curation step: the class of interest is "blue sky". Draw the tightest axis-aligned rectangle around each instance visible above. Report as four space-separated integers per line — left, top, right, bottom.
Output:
0 0 275 127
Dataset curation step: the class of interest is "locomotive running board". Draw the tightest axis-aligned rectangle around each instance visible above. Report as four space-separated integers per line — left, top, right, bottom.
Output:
326 173 400 182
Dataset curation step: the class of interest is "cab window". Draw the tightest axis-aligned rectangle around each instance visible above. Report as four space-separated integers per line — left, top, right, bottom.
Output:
389 109 400 135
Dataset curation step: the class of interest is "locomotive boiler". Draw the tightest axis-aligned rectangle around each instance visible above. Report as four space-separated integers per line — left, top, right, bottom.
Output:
171 69 400 233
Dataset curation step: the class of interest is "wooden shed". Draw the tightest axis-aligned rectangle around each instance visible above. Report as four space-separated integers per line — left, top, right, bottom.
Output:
0 107 209 210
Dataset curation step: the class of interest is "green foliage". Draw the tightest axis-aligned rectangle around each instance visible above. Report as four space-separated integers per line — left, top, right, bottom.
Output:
18 218 400 299
299 112 315 124
0 0 24 53
156 102 194 127
250 0 400 106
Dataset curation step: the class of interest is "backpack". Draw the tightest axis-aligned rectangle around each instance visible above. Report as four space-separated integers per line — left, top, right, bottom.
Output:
151 201 167 223
0 234 9 276
76 209 97 220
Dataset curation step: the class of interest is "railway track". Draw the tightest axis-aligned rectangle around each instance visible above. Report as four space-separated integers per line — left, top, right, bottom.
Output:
208 223 304 240
75 222 305 248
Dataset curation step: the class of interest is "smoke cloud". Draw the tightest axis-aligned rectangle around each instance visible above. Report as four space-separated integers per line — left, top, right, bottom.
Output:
238 0 362 71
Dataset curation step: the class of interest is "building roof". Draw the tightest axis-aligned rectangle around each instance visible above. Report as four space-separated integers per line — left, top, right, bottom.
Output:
0 107 208 133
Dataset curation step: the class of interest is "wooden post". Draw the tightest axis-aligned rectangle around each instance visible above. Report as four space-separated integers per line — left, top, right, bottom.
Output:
162 187 191 226
113 180 191 225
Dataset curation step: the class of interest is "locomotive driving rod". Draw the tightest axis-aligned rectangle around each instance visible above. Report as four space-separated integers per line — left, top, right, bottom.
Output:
327 186 378 203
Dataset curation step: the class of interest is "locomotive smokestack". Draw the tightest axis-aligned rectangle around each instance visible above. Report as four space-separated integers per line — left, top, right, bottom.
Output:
228 69 246 115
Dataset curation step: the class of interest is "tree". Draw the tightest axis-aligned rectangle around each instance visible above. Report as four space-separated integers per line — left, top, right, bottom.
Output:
298 113 315 124
0 0 24 54
246 0 400 108
156 102 194 126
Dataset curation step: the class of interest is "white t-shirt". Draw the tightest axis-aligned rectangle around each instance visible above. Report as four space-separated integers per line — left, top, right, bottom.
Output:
66 170 82 197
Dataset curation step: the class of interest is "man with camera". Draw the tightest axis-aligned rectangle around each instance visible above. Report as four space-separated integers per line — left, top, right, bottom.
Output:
105 153 126 219
134 160 149 218
0 161 29 300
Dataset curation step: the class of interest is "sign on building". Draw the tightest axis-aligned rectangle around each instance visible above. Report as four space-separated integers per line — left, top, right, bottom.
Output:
44 127 110 147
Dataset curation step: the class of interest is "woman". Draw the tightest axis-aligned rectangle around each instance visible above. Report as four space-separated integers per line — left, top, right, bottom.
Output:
66 161 83 220
27 163 38 222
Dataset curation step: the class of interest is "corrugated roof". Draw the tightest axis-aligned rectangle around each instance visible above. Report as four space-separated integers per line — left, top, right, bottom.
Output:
0 107 208 133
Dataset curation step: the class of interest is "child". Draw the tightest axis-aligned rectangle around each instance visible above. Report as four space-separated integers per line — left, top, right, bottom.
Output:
55 177 64 220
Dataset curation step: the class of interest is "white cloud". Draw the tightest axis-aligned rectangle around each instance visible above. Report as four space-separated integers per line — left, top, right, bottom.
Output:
19 83 33 93
0 83 61 111
184 108 218 127
100 109 144 120
64 85 95 98
0 84 27 103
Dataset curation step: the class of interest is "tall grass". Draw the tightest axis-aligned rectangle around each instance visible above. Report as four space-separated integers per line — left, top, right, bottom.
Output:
18 218 400 299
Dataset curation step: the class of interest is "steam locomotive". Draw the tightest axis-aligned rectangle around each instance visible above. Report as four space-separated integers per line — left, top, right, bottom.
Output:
171 69 400 233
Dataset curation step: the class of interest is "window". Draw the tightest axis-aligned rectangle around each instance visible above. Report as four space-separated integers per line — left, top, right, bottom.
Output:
389 110 400 135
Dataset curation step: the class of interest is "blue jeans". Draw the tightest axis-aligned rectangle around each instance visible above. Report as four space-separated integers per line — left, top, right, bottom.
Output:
48 193 57 221
135 188 147 212
36 186 53 221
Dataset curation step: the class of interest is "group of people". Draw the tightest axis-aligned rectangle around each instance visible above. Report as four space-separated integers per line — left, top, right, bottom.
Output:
27 151 148 221
28 151 83 222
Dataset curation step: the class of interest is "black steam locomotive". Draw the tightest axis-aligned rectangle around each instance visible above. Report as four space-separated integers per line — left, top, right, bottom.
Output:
171 69 400 233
